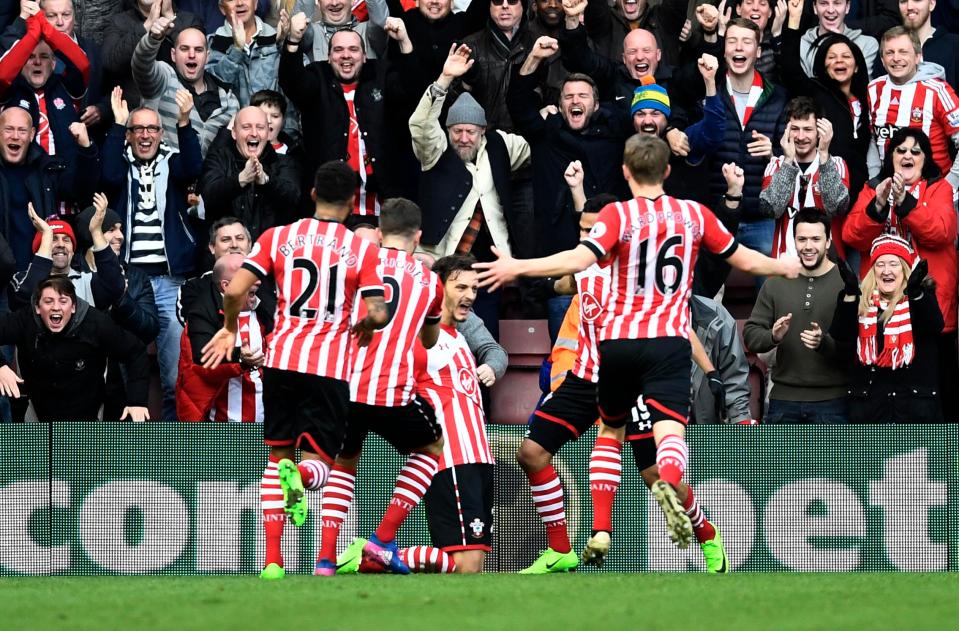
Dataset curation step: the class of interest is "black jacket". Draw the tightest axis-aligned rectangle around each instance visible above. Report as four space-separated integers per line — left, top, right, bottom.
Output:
199 141 302 242
922 27 959 92
708 73 788 222
461 20 536 132
0 143 99 270
10 247 125 312
278 47 403 198
0 298 150 420
779 27 871 203
507 67 631 255
108 258 160 344
830 289 944 423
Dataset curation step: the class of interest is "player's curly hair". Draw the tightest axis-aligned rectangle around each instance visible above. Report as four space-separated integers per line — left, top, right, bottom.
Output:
432 254 477 284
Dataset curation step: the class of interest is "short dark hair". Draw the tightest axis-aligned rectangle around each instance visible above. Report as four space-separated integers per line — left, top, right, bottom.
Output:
33 276 77 309
250 89 287 116
561 72 599 102
726 17 762 40
313 161 358 206
208 216 250 246
328 29 366 54
583 193 617 215
785 96 820 123
432 254 477 284
879 127 941 182
794 208 831 239
379 198 422 237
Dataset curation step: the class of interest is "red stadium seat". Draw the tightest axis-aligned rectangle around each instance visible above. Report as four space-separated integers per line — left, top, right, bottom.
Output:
490 369 541 425
499 319 551 368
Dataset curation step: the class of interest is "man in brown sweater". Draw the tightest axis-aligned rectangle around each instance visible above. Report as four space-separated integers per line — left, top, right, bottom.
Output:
743 209 850 423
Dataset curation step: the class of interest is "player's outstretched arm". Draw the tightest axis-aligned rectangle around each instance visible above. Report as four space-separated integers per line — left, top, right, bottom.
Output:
726 246 801 279
200 268 259 369
474 245 597 291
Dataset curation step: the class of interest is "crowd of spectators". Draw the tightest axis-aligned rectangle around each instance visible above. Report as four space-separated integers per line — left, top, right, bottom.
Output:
0 0 957 424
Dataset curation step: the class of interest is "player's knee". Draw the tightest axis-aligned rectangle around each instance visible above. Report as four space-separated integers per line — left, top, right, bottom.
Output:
418 436 445 457
516 440 550 472
597 422 625 442
335 453 360 469
453 553 485 573
270 446 294 461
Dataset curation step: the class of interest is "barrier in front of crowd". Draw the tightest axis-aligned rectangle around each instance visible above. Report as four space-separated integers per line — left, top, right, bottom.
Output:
0 423 954 574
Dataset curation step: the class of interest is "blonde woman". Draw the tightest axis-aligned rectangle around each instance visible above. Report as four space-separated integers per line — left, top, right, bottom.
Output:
830 234 944 423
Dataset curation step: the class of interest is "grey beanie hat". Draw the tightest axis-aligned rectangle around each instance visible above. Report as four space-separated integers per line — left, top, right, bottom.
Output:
446 92 487 128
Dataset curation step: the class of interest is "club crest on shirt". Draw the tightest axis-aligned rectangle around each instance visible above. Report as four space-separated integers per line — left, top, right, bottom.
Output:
370 88 383 102
53 98 66 110
469 517 485 539
910 107 923 124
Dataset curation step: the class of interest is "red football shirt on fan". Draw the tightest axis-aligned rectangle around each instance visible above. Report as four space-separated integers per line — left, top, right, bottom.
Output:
581 195 737 341
415 326 493 470
342 83 380 217
209 310 264 422
867 75 959 177
243 218 384 381
350 247 443 406
571 262 611 384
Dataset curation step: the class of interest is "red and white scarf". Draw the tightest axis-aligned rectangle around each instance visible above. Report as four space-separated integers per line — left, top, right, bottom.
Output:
857 291 914 369
728 70 764 129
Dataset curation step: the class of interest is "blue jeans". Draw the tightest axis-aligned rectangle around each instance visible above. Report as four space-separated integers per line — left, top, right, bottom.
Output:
765 398 849 424
737 219 775 289
150 274 185 421
546 294 573 346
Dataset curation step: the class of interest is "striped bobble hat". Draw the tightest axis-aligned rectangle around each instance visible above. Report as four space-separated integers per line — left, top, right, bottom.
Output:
630 75 671 118
869 233 916 269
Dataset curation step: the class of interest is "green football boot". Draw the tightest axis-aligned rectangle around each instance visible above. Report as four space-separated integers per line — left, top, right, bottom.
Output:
651 480 693 549
518 548 579 574
581 531 611 567
259 563 285 580
335 537 367 575
700 525 729 574
277 459 308 527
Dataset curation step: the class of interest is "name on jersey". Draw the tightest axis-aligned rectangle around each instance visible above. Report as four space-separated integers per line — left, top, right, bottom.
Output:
278 235 358 266
626 211 702 241
382 256 431 286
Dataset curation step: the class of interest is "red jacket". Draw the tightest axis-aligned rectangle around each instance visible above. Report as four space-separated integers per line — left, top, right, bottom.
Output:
843 177 957 332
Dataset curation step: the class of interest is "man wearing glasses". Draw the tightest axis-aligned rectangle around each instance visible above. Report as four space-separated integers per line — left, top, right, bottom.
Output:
100 85 203 421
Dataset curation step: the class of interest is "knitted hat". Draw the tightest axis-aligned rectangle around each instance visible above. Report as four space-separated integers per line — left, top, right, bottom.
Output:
631 76 671 118
869 234 916 269
446 92 487 128
32 220 76 254
74 205 124 252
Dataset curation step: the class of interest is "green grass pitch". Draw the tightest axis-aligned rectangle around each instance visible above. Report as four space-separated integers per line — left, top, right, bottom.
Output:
3 574 958 630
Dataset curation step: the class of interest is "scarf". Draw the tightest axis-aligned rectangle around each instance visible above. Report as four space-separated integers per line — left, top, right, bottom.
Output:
728 70 764 129
885 180 925 241
857 290 914 369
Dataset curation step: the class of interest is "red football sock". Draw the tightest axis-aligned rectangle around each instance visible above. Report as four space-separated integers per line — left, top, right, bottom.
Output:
261 455 287 567
399 546 457 573
656 435 688 487
682 487 716 543
298 459 329 491
374 452 440 543
589 436 622 533
527 464 571 554
317 464 357 563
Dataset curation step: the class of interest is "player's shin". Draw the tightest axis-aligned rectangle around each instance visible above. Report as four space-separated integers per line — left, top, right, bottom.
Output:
261 456 287 577
317 463 357 565
399 546 457 573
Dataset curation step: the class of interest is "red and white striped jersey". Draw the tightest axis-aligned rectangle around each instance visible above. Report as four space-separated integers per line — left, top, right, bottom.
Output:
582 196 737 341
762 155 850 258
342 84 380 217
243 218 384 380
415 326 493 470
867 74 959 175
350 248 443 406
209 311 264 423
571 261 611 383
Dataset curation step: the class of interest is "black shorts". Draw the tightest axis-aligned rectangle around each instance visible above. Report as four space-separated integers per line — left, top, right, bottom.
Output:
597 338 691 429
528 373 598 454
625 402 657 471
424 463 494 552
262 367 350 461
341 396 441 457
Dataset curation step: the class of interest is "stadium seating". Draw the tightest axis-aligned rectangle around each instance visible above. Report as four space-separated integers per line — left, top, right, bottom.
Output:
490 320 551 424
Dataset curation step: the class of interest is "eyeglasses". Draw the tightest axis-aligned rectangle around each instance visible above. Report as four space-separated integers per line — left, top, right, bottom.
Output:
491 0 520 5
127 125 162 135
893 146 923 156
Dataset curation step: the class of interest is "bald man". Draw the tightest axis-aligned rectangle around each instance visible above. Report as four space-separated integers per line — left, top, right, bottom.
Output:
0 107 98 270
557 0 704 108
176 251 272 422
199 106 302 241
